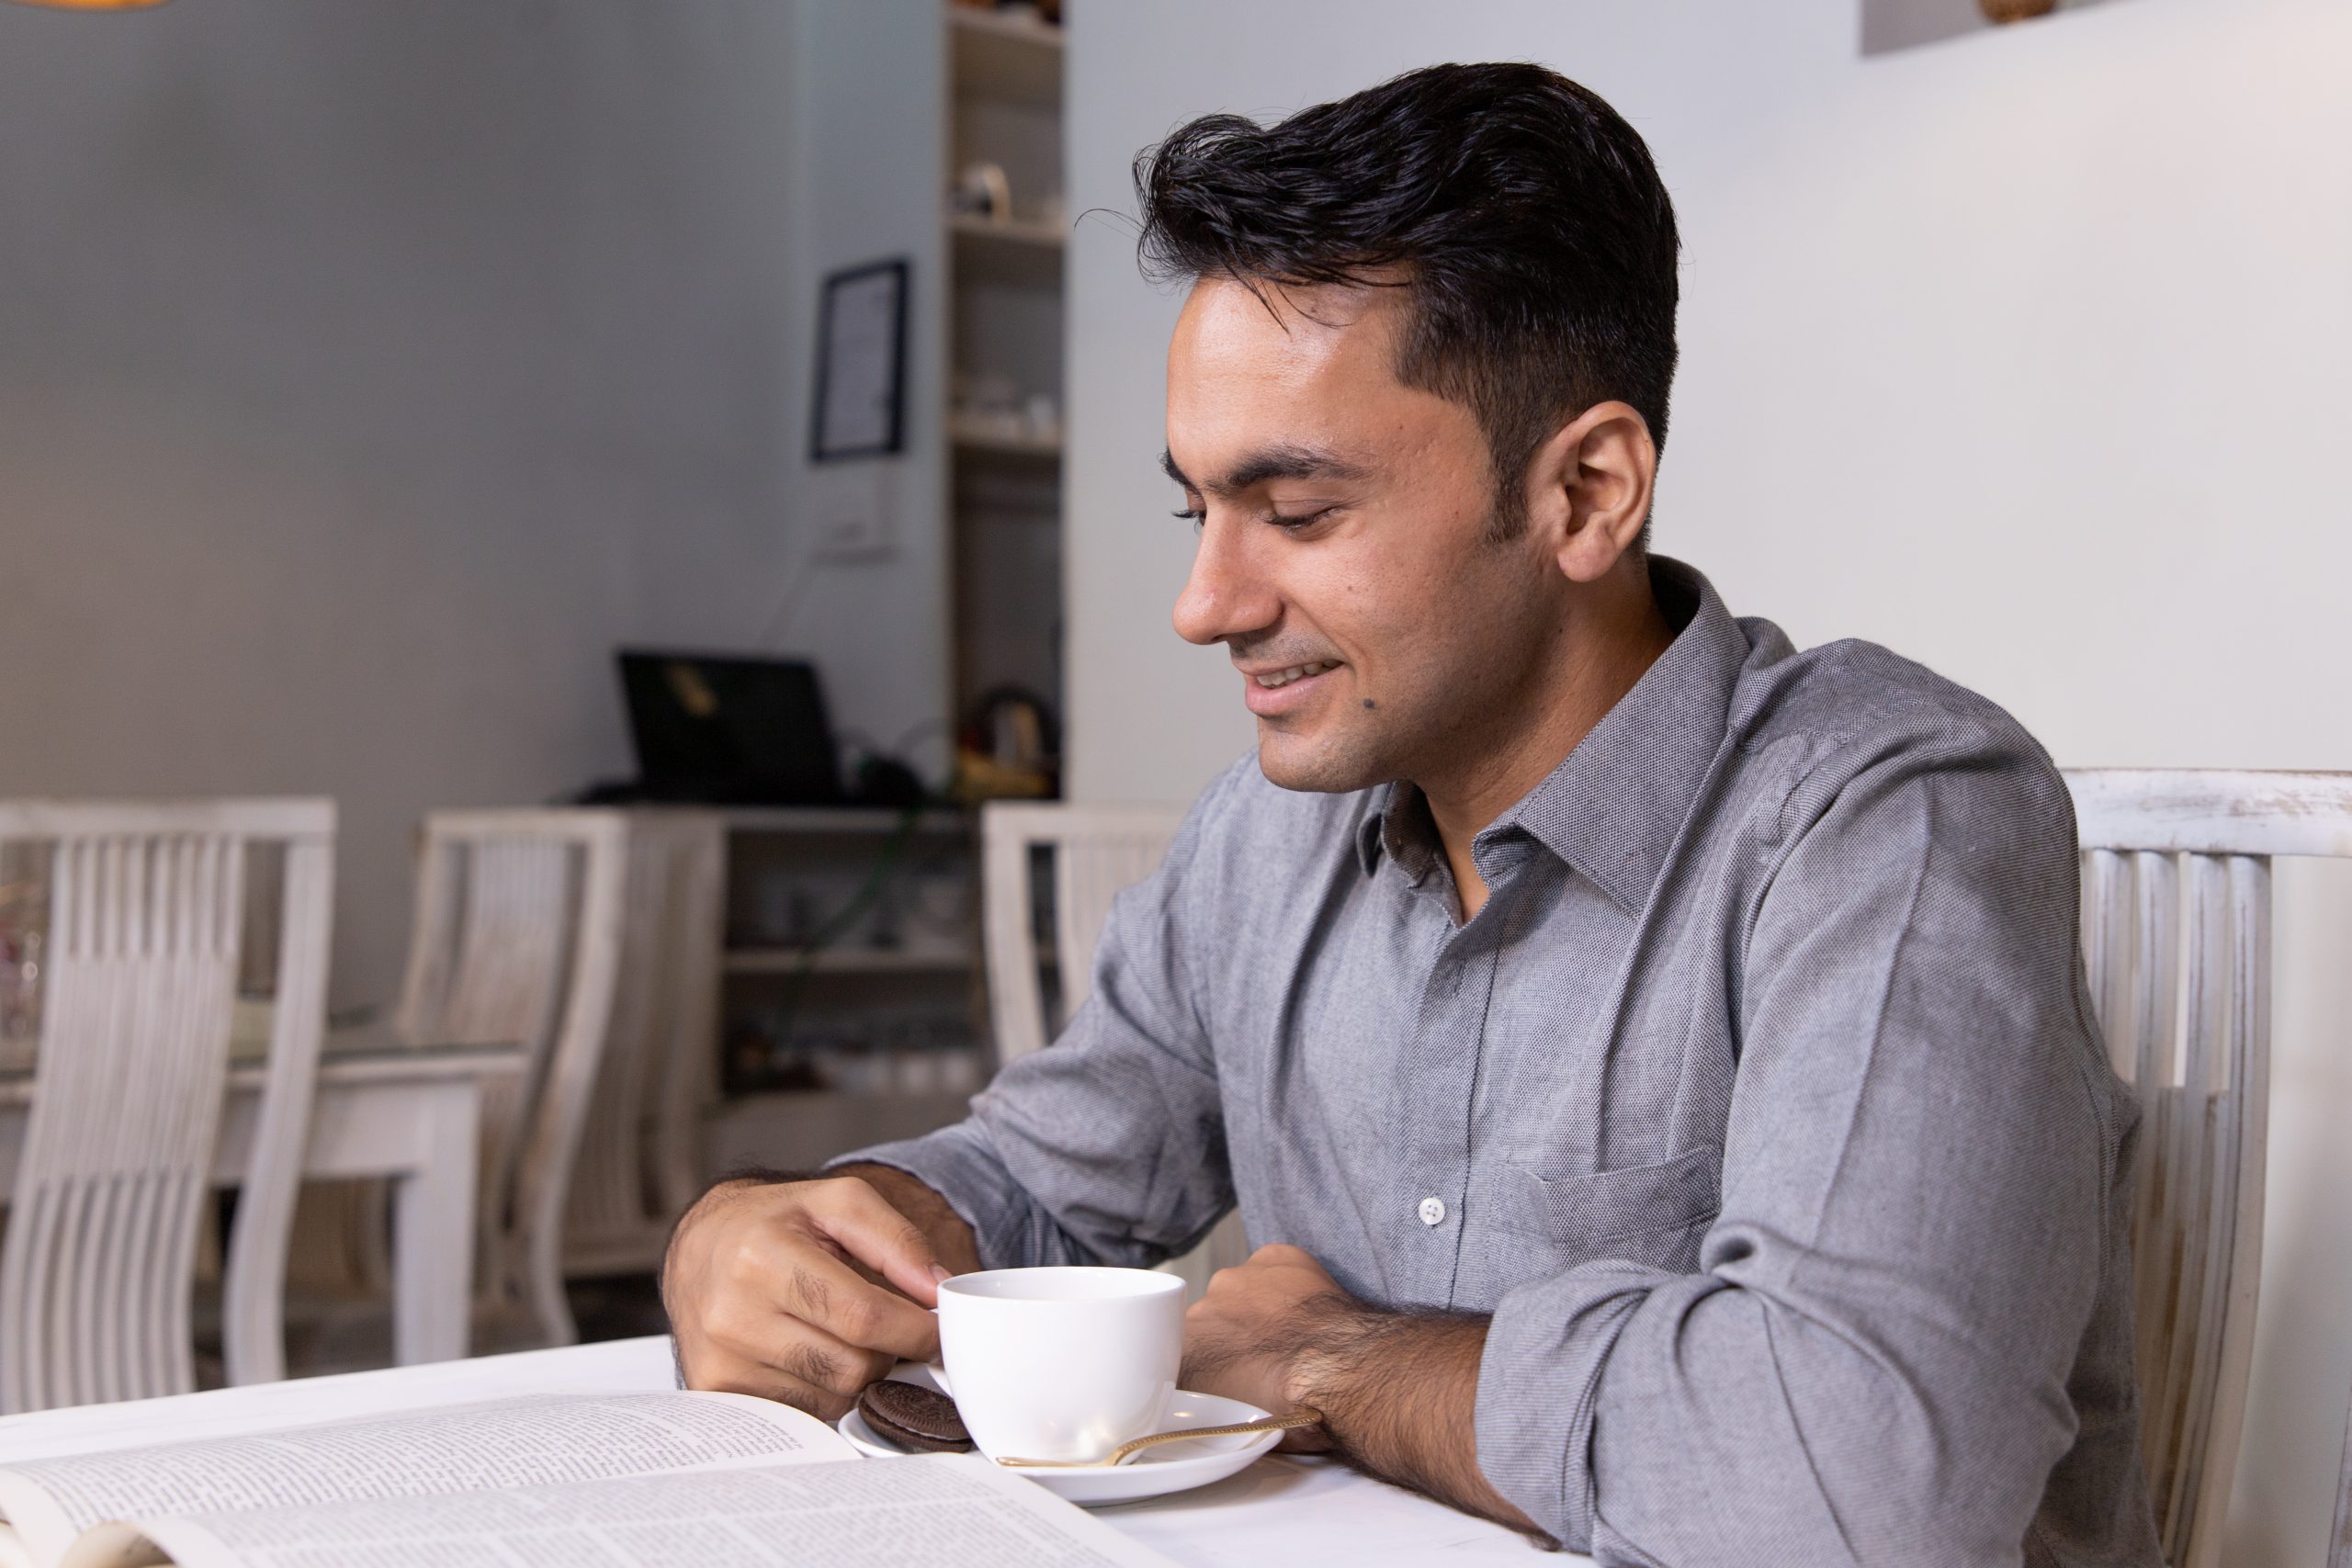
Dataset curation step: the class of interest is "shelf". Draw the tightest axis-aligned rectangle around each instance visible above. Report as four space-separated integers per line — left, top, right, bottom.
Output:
704 1088 979 1177
726 944 974 976
948 6 1062 108
720 807 967 834
950 415 1063 459
949 214 1064 289
947 212 1064 249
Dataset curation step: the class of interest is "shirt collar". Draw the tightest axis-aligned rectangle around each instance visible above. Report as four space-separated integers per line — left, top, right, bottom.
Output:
1353 557 1751 914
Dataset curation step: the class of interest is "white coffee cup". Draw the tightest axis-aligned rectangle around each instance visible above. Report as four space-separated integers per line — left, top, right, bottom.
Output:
928 1266 1185 1462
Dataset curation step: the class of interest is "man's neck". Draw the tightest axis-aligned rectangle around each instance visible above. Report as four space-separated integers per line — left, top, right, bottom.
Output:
1423 578 1677 922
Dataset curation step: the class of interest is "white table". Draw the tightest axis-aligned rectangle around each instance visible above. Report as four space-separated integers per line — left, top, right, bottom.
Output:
0 1041 523 1373
0 1337 1577 1565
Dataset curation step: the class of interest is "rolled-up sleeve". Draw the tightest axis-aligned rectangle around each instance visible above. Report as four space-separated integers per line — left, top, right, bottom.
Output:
1476 744 2121 1564
832 784 1235 1272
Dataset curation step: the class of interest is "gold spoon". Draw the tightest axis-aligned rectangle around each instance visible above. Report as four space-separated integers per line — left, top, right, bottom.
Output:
995 1407 1324 1468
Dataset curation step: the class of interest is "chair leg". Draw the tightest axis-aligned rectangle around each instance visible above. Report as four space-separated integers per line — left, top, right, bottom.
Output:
526 1219 578 1348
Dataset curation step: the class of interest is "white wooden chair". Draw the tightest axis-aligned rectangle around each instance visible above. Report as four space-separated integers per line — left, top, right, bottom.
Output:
561 810 724 1280
979 802 1250 1292
388 809 628 1349
982 802 1188 1069
2064 769 2352 1568
0 799 334 1412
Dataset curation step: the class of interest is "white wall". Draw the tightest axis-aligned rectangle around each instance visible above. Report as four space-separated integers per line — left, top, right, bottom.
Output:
1063 1 2352 1559
0 0 949 1008
776 0 949 773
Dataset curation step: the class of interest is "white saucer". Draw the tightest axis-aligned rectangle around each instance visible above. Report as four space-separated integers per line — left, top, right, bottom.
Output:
838 1365 1283 1506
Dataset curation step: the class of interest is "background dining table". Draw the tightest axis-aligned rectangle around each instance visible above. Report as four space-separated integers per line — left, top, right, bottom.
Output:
0 1008 522 1375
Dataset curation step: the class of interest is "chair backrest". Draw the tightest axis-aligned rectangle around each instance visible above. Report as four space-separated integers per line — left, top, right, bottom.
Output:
562 810 724 1278
0 799 333 1412
980 802 1186 1068
391 809 626 1347
979 800 1250 1297
2063 768 2352 1568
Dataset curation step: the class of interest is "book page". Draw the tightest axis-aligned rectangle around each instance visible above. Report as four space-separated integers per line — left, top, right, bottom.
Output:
0 1393 844 1568
74 1456 1175 1568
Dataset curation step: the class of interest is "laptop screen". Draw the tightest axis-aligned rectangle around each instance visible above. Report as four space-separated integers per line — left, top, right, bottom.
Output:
616 650 844 806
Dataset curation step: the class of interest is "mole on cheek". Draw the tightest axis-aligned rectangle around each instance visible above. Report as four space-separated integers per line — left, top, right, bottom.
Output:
1362 698 1377 710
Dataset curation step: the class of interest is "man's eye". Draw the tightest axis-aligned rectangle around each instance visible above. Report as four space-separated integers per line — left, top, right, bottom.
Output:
1171 508 1205 531
1268 509 1333 533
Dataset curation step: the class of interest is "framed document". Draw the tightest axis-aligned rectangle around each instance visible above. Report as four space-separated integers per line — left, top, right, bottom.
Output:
810 257 910 461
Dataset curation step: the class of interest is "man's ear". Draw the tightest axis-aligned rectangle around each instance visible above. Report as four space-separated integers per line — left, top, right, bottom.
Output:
1523 400 1657 584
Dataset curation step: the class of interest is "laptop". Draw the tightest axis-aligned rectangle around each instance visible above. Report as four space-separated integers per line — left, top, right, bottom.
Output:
616 650 845 806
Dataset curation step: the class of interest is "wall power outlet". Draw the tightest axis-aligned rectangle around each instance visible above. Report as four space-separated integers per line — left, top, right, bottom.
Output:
810 461 899 561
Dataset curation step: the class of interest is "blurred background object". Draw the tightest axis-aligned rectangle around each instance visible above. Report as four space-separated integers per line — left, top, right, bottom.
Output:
1866 0 2121 51
1980 0 2060 23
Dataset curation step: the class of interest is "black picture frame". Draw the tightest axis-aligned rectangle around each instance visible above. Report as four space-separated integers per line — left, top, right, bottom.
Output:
809 257 910 461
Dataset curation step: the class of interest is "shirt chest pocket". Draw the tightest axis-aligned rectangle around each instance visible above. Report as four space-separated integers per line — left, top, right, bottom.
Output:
1497 1145 1722 1275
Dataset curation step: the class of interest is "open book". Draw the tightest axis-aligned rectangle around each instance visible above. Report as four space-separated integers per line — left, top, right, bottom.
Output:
0 1391 1176 1568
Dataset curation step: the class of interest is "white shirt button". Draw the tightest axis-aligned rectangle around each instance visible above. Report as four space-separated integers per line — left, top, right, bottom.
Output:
1418 1196 1446 1226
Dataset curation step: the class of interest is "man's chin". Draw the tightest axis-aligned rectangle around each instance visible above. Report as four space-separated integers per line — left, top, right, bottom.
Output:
1255 727 1384 795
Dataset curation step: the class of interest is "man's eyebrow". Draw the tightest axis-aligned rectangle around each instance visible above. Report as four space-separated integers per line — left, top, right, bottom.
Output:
1157 444 1371 500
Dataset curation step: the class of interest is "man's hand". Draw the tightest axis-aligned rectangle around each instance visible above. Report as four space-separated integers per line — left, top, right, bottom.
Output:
1182 1242 1542 1537
1181 1244 1349 1450
661 1168 979 1418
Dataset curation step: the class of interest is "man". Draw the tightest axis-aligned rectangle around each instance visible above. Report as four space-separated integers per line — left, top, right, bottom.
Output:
665 63 2159 1565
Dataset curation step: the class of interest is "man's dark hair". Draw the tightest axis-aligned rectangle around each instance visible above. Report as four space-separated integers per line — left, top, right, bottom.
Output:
1136 62 1679 543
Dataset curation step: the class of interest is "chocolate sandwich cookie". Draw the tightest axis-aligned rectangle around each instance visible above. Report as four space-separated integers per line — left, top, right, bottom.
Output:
858 1380 973 1453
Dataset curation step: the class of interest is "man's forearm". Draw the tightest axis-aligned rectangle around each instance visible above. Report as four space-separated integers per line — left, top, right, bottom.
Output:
830 1162 984 1277
1288 1304 1542 1539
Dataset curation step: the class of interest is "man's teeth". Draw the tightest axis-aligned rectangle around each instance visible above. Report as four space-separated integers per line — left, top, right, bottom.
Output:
1255 661 1338 689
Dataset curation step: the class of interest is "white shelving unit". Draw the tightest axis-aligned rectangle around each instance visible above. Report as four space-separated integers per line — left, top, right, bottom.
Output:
946 5 1062 107
701 807 989 1179
703 1089 978 1179
948 413 1062 459
948 213 1065 290
945 3 1066 735
723 942 972 976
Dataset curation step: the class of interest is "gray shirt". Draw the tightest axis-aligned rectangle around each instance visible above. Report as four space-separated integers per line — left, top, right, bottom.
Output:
846 559 2159 1566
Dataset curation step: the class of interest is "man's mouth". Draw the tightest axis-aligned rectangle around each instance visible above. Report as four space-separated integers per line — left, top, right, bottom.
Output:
1253 660 1340 689
1240 659 1345 719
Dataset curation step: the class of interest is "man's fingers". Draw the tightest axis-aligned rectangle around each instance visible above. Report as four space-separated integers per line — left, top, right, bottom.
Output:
805 1177 955 1306
772 1242 941 1362
700 1361 862 1422
763 1315 898 1403
1275 1425 1334 1455
687 1313 894 1413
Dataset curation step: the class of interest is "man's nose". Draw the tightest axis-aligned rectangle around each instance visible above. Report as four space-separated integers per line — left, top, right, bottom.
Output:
1172 515 1279 647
